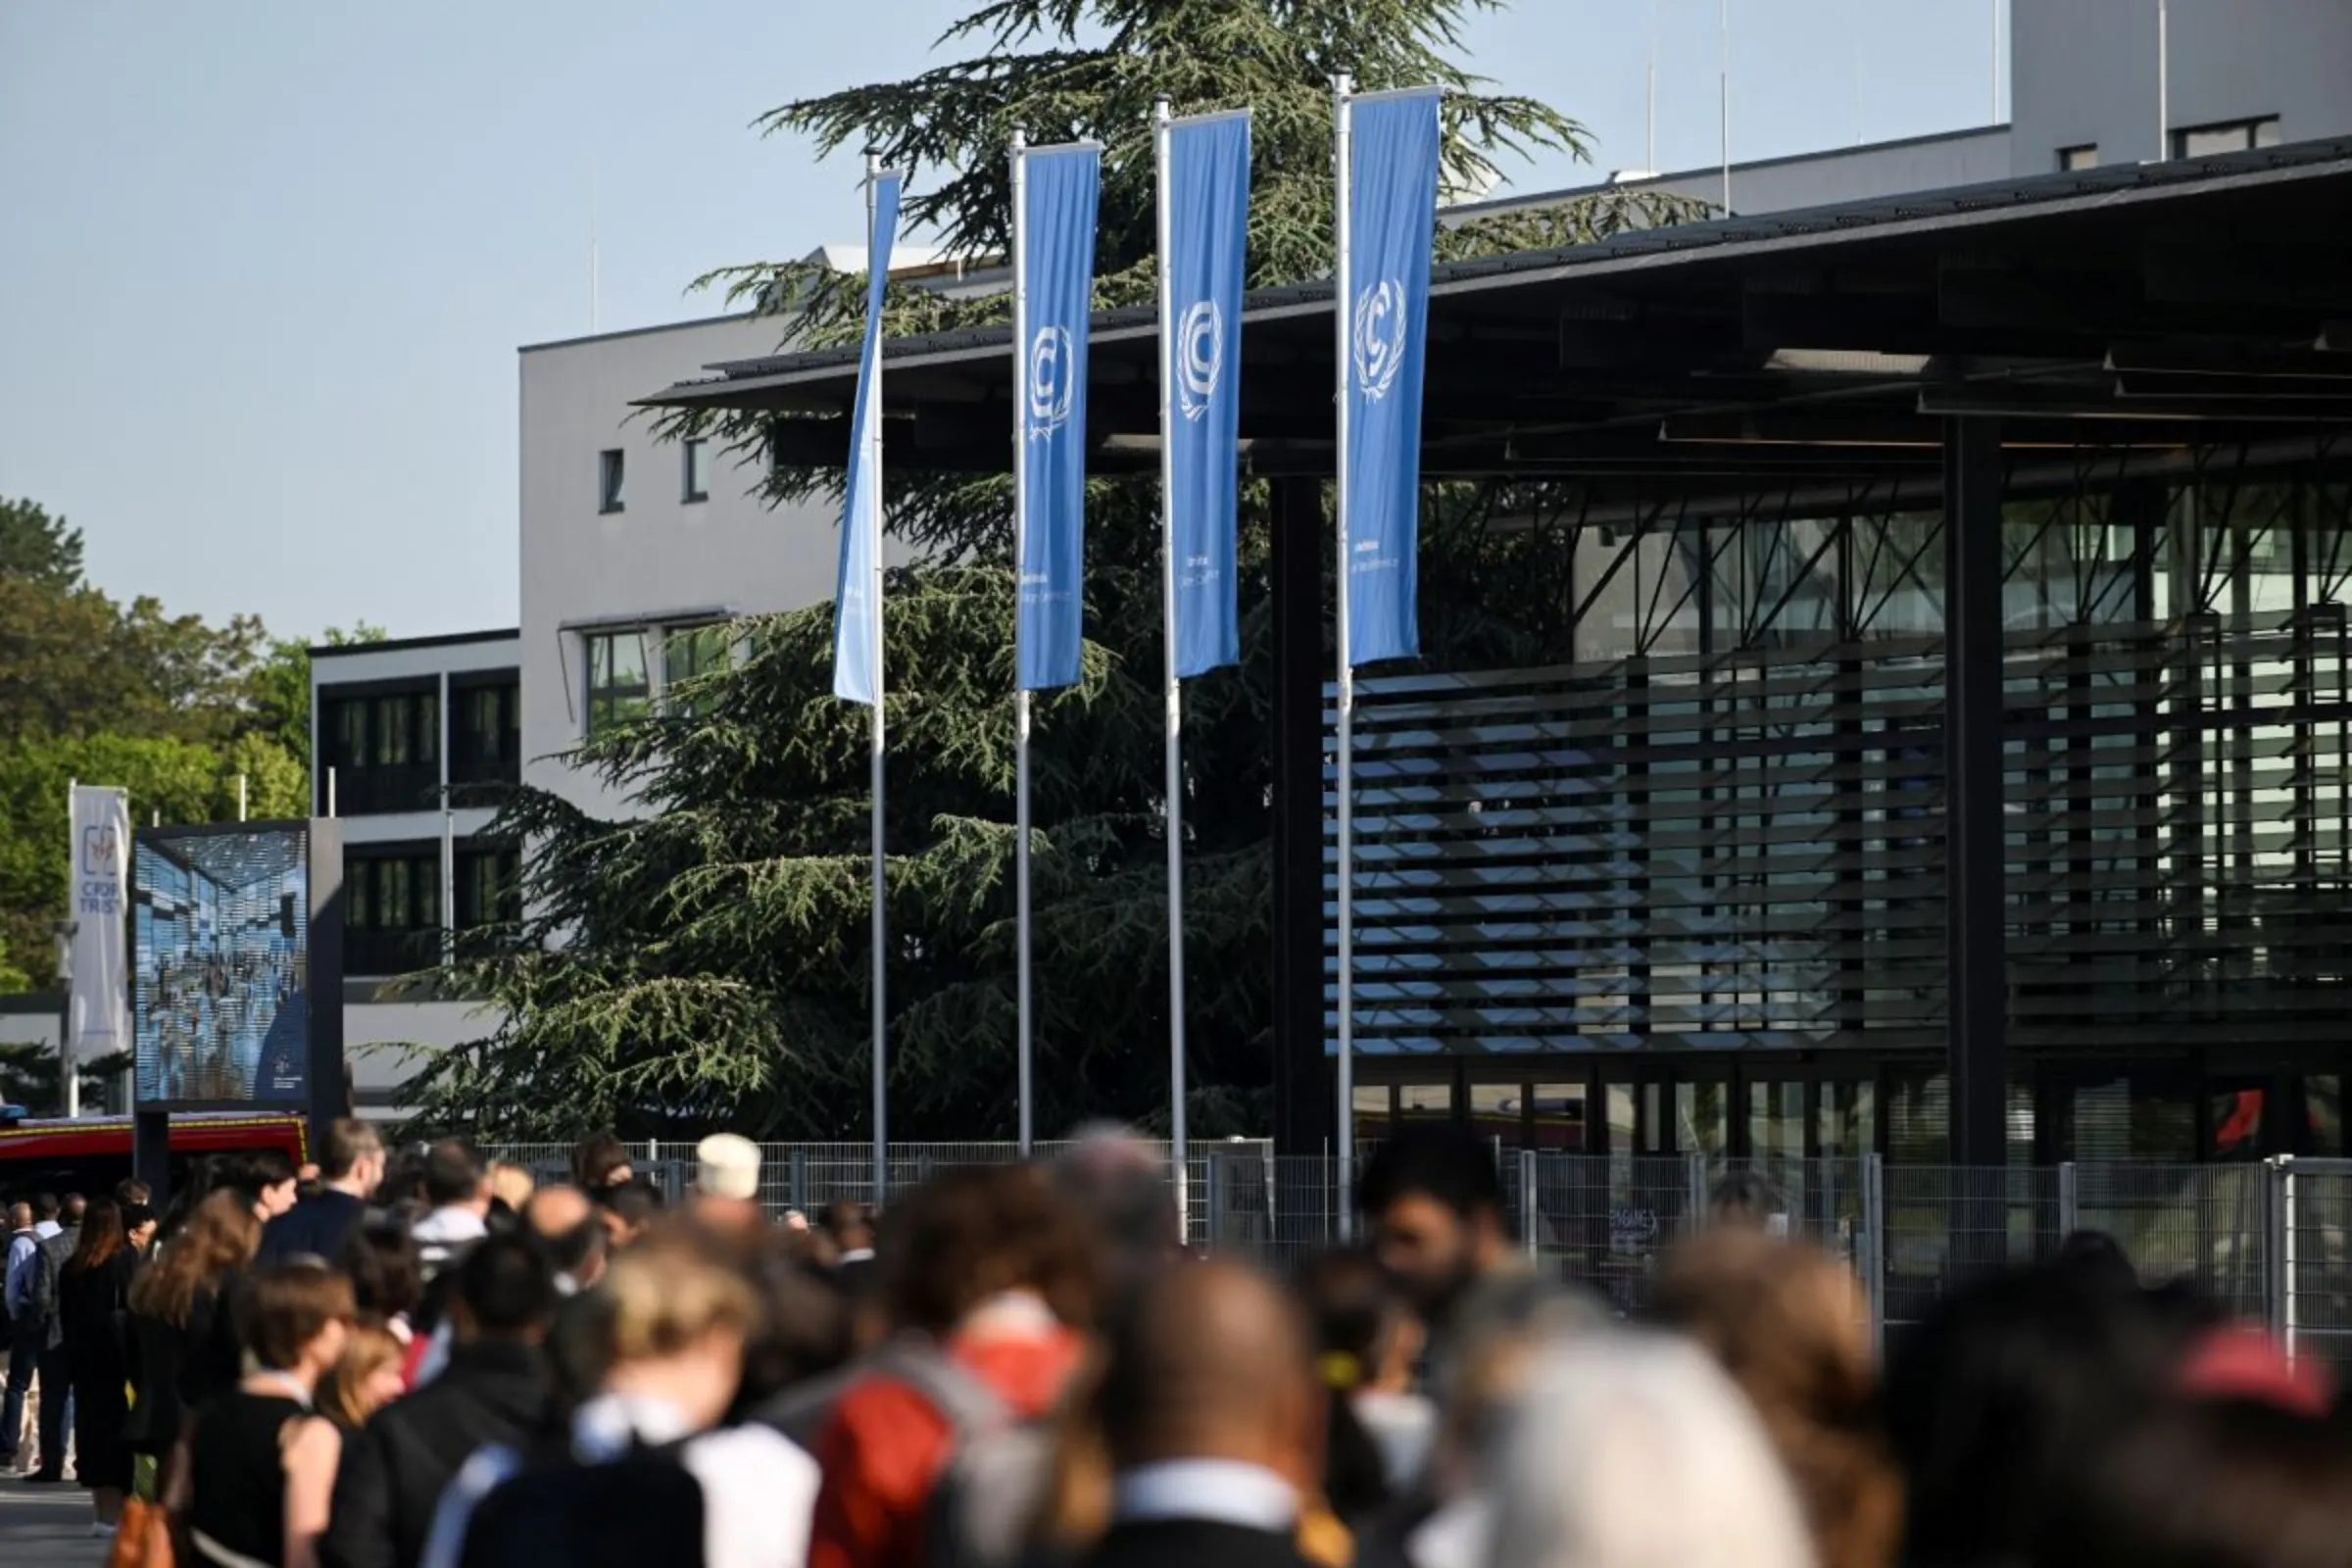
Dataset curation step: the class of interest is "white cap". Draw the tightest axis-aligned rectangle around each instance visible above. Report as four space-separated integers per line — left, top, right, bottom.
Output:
696 1133 761 1201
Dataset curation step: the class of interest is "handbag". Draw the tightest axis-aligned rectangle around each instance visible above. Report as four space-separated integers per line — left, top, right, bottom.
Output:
107 1496 176 1568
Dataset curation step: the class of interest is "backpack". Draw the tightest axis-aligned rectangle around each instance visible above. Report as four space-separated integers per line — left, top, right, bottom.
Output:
26 1230 71 1342
892 1349 1061 1568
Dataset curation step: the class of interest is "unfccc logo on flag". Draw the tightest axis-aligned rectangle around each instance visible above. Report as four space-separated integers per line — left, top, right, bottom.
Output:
1028 324 1074 438
1175 300 1222 421
1351 278 1407 401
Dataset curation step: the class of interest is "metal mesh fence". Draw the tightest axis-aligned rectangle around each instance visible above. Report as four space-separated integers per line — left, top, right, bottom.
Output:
466 1141 2352 1367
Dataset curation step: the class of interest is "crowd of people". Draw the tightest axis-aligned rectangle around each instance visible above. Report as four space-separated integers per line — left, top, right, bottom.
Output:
4 1118 2350 1568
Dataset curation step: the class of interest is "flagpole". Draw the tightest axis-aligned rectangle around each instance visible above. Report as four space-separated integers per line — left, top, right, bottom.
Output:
1152 97 1191 1235
865 152 892 1209
1331 72 1357 1239
1011 128 1036 1158
64 776 79 1119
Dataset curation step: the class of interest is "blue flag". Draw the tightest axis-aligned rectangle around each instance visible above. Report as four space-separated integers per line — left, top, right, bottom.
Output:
832 171 903 706
1162 112 1251 678
1015 144 1101 692
1342 90 1441 667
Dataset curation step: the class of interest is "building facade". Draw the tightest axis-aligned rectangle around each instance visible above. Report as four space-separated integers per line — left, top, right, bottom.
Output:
311 629 519 1117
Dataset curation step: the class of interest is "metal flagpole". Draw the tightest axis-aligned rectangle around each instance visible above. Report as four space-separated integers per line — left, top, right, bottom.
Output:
1011 129 1036 1158
1719 0 1733 215
866 152 892 1207
1331 73 1356 1239
63 776 77 1118
2156 0 2170 161
1152 97 1190 1236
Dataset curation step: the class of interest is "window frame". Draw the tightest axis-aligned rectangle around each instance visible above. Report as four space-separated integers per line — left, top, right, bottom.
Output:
2172 117 2281 160
584 630 653 737
598 448 627 514
2057 143 2099 172
683 437 712 504
662 623 733 717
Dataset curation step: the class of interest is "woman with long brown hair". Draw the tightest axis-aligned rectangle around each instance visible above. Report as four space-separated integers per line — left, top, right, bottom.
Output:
126 1189 263 1468
59 1195 144 1535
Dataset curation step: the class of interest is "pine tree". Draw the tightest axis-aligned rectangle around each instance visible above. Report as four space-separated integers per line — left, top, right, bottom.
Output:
405 0 1701 1142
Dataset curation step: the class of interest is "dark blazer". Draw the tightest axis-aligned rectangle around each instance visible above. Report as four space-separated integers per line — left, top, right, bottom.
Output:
320 1339 555 1568
1075 1519 1320 1568
258 1190 368 1267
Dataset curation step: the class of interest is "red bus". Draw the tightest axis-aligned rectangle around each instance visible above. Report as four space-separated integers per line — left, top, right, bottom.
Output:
0 1109 309 1203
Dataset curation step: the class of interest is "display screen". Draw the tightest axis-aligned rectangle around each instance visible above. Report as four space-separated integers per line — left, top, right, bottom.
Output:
133 827 310 1106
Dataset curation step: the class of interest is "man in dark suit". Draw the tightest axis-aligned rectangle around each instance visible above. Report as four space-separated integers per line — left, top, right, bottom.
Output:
259 1118 384 1265
1079 1261 1324 1568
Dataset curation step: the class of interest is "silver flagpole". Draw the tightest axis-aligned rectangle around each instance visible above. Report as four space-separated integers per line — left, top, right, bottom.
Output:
1152 97 1190 1237
1011 129 1036 1157
865 152 892 1208
1331 73 1356 1240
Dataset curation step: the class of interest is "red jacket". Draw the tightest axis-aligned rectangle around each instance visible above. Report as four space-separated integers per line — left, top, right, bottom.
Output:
808 1320 1084 1568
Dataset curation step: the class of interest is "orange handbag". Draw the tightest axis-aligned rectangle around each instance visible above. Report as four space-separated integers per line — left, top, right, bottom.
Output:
109 1494 178 1568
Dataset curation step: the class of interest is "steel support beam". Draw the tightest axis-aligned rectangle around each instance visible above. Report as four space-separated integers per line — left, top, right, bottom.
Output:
1944 416 2008 1169
1270 476 1334 1158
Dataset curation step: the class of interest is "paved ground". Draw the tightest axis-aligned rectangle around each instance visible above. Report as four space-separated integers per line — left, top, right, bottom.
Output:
0 1475 108 1568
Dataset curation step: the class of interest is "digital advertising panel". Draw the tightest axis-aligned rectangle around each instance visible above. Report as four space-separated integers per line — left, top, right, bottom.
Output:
133 824 315 1108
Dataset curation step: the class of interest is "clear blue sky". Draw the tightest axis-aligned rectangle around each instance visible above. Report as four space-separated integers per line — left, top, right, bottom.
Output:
0 0 2007 642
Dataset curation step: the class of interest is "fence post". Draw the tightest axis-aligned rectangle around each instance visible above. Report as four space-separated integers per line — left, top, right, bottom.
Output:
2057 1160 2080 1243
1205 1152 1226 1251
789 1150 808 1215
1686 1152 1710 1234
2276 1155 2298 1364
1519 1149 1540 1261
1862 1152 1886 1363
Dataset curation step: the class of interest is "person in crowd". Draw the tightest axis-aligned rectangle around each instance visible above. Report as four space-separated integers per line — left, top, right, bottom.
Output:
322 1321 409 1433
412 1142 491 1279
423 1227 817 1568
34 1190 67 1240
116 1181 155 1249
263 1119 387 1266
819 1201 877 1291
523 1185 609 1296
323 1234 560 1568
2050 1228 2140 1294
127 1189 265 1474
695 1133 767 1241
1354 1128 1521 1386
59 1196 142 1535
3 1198 43 1472
343 1219 426 1351
1063 1260 1328 1568
1882 1257 2213 1568
484 1164 533 1229
808 1164 1099 1568
25 1191 85 1483
1484 1332 1815 1568
178 1260 356 1568
1653 1228 1902 1568
1706 1171 1787 1234
735 1244 853 1425
1050 1126 1185 1306
236 1151 305 1224
598 1180 664 1252
571 1132 635 1197
1298 1250 1434 1514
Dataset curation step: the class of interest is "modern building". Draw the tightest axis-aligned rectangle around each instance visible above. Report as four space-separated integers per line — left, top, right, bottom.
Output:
311 628 520 1117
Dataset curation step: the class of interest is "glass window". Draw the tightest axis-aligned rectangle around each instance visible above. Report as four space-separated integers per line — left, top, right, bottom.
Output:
463 685 512 763
599 448 626 514
1469 1083 1519 1148
683 437 712 503
2174 118 2280 159
370 696 411 765
586 632 651 736
1398 1081 1455 1126
415 692 439 765
1532 1083 1587 1152
1352 1085 1392 1143
2058 144 2099 172
664 625 732 716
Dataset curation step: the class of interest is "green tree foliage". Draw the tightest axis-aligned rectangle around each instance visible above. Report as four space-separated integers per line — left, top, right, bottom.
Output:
411 0 1700 1141
0 494 327 990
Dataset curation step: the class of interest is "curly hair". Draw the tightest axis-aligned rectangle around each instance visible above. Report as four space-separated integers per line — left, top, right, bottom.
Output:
878 1165 1100 1336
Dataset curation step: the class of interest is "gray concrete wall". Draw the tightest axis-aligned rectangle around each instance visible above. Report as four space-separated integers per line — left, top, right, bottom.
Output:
2011 0 2352 172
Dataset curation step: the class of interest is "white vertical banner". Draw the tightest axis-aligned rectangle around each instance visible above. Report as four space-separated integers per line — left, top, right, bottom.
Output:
69 784 131 1110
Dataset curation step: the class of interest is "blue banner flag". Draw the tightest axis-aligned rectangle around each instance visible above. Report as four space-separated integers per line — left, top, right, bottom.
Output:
832 171 904 705
1342 90 1442 667
1015 144 1102 691
1162 112 1251 678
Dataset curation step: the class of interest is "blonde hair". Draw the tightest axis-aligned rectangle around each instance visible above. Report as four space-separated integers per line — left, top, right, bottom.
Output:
321 1320 406 1429
489 1162 537 1214
601 1228 757 1364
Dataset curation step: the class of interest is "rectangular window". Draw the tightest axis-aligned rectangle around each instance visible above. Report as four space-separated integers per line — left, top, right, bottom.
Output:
599 448 626 514
457 684 514 767
585 631 651 735
663 624 732 716
2057 144 2099 172
370 695 411 765
2173 117 2280 160
683 437 712 503
456 847 521 929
